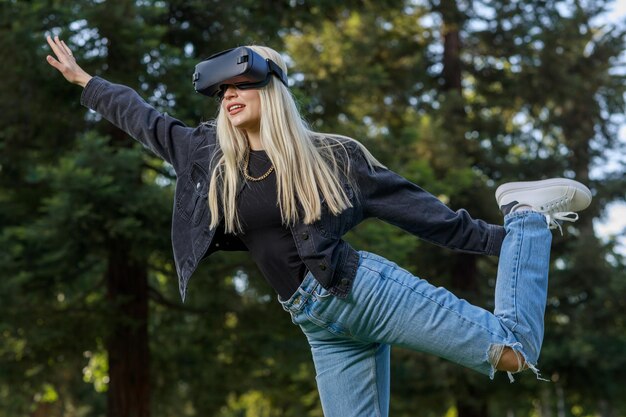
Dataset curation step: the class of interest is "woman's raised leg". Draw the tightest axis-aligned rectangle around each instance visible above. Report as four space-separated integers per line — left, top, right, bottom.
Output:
280 178 591 416
299 179 591 378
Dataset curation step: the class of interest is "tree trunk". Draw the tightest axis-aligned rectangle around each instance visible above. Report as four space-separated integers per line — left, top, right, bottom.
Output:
106 242 150 417
442 24 462 93
452 254 489 417
539 385 554 417
435 1 490 416
598 399 616 417
92 1 152 415
457 399 488 417
555 384 566 417
439 0 464 94
455 373 488 417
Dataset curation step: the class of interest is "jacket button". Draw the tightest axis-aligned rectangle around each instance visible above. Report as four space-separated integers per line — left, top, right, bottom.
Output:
341 278 349 286
302 232 309 240
319 263 327 271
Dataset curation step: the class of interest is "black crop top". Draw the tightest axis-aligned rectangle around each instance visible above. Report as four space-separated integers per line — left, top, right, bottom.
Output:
236 149 307 299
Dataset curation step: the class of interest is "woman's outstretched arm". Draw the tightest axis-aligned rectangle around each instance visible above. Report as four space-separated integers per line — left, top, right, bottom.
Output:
347 143 505 256
45 35 216 173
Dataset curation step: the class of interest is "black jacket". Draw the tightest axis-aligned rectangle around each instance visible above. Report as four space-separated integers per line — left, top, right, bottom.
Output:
81 76 505 302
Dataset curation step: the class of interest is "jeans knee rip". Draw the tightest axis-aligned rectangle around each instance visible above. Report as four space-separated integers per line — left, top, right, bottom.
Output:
487 342 549 383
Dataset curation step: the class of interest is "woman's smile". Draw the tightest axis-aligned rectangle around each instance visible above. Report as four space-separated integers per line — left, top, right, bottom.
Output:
227 103 246 115
222 85 261 132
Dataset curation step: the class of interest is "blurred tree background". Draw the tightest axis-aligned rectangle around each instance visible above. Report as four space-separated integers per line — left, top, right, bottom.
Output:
1 0 625 416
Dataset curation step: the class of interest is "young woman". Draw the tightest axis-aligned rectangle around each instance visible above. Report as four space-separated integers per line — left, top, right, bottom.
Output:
46 35 591 417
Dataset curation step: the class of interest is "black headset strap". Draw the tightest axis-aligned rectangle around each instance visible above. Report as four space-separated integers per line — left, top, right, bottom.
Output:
266 59 288 86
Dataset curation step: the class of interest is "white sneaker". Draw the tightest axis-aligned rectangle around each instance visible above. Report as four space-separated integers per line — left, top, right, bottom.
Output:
495 178 592 232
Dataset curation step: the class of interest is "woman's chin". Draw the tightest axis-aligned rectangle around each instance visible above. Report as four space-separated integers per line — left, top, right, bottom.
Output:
229 116 250 129
230 119 259 133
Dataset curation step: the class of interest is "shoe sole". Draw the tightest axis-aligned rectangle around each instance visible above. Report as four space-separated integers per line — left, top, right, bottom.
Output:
496 178 592 211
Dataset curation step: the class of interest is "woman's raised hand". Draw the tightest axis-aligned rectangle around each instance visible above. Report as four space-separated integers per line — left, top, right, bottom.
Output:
46 35 92 87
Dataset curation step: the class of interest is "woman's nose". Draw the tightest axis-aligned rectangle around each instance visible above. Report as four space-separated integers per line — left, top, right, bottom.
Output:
222 85 237 99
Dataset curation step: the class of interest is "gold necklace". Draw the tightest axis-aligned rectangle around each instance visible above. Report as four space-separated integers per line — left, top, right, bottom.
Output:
243 150 274 182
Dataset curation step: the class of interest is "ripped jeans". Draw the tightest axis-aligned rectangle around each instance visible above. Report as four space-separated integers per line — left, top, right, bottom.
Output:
279 211 551 417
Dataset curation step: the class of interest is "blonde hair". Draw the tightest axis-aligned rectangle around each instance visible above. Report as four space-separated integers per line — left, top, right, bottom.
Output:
208 45 383 233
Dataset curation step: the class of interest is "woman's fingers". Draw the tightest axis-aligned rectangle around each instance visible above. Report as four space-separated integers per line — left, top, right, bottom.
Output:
60 39 74 58
45 36 68 72
46 35 75 62
46 54 62 70
46 35 64 60
45 35 77 76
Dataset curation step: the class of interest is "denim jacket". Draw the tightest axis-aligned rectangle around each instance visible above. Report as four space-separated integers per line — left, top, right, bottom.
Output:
81 76 505 302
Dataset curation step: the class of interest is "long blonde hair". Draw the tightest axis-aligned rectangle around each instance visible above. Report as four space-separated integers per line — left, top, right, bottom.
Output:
208 45 383 233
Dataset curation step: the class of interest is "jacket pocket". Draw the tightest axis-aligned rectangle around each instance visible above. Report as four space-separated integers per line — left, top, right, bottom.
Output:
176 163 209 224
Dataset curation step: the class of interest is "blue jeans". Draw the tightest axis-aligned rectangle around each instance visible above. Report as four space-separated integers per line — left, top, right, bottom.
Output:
279 212 551 417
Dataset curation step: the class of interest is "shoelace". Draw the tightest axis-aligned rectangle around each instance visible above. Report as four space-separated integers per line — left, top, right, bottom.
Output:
540 197 579 235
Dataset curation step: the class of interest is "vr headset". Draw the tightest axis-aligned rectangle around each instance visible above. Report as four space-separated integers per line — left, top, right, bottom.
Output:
192 46 288 97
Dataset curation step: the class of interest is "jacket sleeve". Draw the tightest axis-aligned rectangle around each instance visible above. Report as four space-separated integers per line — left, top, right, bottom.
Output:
348 144 504 256
80 76 212 173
